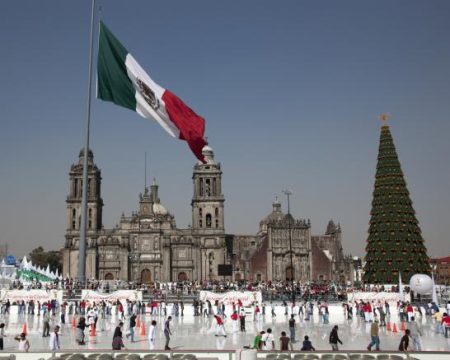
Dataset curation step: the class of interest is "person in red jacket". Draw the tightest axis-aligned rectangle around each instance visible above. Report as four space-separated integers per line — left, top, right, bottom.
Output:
214 315 227 337
406 303 414 322
231 310 239 332
442 313 450 338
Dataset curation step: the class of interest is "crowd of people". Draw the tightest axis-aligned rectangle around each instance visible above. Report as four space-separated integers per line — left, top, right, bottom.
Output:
1 284 450 353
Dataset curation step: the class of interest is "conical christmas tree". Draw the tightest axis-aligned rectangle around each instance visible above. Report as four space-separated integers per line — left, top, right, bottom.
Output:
363 116 430 284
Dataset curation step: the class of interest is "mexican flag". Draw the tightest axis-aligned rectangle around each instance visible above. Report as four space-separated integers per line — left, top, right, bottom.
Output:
97 21 207 163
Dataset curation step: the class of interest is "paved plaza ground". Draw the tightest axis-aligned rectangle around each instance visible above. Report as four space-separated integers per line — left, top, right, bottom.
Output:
0 304 449 352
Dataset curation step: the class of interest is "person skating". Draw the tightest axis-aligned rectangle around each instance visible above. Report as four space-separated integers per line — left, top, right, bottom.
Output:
164 316 172 350
399 329 410 351
288 314 296 343
231 310 239 333
261 328 275 350
239 309 246 332
407 316 422 351
0 323 5 350
214 314 227 337
76 317 87 345
42 311 50 337
301 335 316 351
279 331 293 351
148 320 157 350
367 320 380 351
126 313 137 342
48 325 60 351
329 325 343 351
112 322 125 351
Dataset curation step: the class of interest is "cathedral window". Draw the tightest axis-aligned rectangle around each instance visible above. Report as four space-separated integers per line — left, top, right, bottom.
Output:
200 178 204 196
215 219 219 228
199 219 203 228
72 220 76 230
205 179 211 196
72 209 76 218
88 220 92 229
206 214 212 228
88 208 92 218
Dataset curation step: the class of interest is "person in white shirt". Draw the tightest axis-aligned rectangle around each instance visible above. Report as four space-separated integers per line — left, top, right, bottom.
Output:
261 328 275 350
49 326 60 351
148 320 157 350
14 333 30 352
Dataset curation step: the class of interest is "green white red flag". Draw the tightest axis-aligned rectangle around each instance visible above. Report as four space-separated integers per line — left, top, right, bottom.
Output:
97 21 207 163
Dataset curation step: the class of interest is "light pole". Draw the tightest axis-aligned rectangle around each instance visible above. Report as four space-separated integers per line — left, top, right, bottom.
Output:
283 189 295 305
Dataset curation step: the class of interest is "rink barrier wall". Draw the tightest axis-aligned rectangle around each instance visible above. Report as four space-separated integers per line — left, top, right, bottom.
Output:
0 350 448 360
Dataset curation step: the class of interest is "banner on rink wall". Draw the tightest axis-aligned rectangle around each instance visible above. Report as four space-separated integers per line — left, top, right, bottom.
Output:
0 289 63 303
81 290 142 303
348 291 411 304
199 291 262 305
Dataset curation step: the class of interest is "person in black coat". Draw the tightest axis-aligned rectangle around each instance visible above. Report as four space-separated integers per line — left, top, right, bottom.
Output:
329 325 343 351
399 329 410 351
301 335 316 351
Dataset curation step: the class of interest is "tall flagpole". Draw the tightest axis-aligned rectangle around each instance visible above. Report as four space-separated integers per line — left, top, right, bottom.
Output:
78 0 96 285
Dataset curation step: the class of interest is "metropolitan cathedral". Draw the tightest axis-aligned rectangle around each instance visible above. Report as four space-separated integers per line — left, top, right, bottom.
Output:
63 147 352 284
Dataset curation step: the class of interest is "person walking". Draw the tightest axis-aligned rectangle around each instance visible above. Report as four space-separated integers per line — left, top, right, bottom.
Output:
301 335 316 351
0 323 5 350
407 316 422 351
76 317 87 345
399 329 410 351
329 325 343 351
42 311 50 337
127 313 136 342
148 320 157 350
112 321 125 351
288 314 296 343
49 326 61 351
279 331 293 351
367 320 380 351
164 316 172 350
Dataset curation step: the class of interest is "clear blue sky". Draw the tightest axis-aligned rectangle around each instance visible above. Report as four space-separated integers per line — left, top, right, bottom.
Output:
1 0 449 259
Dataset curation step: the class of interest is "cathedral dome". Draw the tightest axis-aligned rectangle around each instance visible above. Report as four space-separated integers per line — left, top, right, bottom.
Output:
200 145 215 164
153 203 168 215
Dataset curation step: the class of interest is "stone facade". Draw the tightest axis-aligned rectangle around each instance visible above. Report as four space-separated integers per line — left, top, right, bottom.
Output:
63 147 353 284
63 146 225 283
230 202 353 283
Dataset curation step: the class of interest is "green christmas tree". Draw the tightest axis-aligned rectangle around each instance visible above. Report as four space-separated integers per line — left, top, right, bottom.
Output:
363 116 430 284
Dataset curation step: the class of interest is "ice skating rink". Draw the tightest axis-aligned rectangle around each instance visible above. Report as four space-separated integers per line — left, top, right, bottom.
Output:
0 303 449 352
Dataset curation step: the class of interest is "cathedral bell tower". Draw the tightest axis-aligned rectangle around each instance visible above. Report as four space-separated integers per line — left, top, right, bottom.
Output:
63 148 103 278
192 145 226 280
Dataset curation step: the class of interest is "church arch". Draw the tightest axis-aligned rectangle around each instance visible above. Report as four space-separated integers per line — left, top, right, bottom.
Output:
285 266 294 282
104 272 114 280
235 273 242 281
178 272 188 281
141 268 152 284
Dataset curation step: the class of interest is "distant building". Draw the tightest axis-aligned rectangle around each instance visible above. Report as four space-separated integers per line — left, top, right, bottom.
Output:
63 147 353 283
229 201 353 283
431 256 450 285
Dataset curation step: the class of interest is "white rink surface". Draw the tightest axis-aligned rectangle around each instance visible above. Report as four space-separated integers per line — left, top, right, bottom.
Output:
0 304 449 352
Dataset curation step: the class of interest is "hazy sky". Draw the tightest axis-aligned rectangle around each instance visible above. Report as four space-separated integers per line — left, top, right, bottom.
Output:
1 0 450 259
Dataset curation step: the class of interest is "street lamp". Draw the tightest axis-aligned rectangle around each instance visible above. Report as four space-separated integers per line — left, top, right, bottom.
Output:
283 189 295 305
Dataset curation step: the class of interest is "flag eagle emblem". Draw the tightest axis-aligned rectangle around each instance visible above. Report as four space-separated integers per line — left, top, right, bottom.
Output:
136 78 160 110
